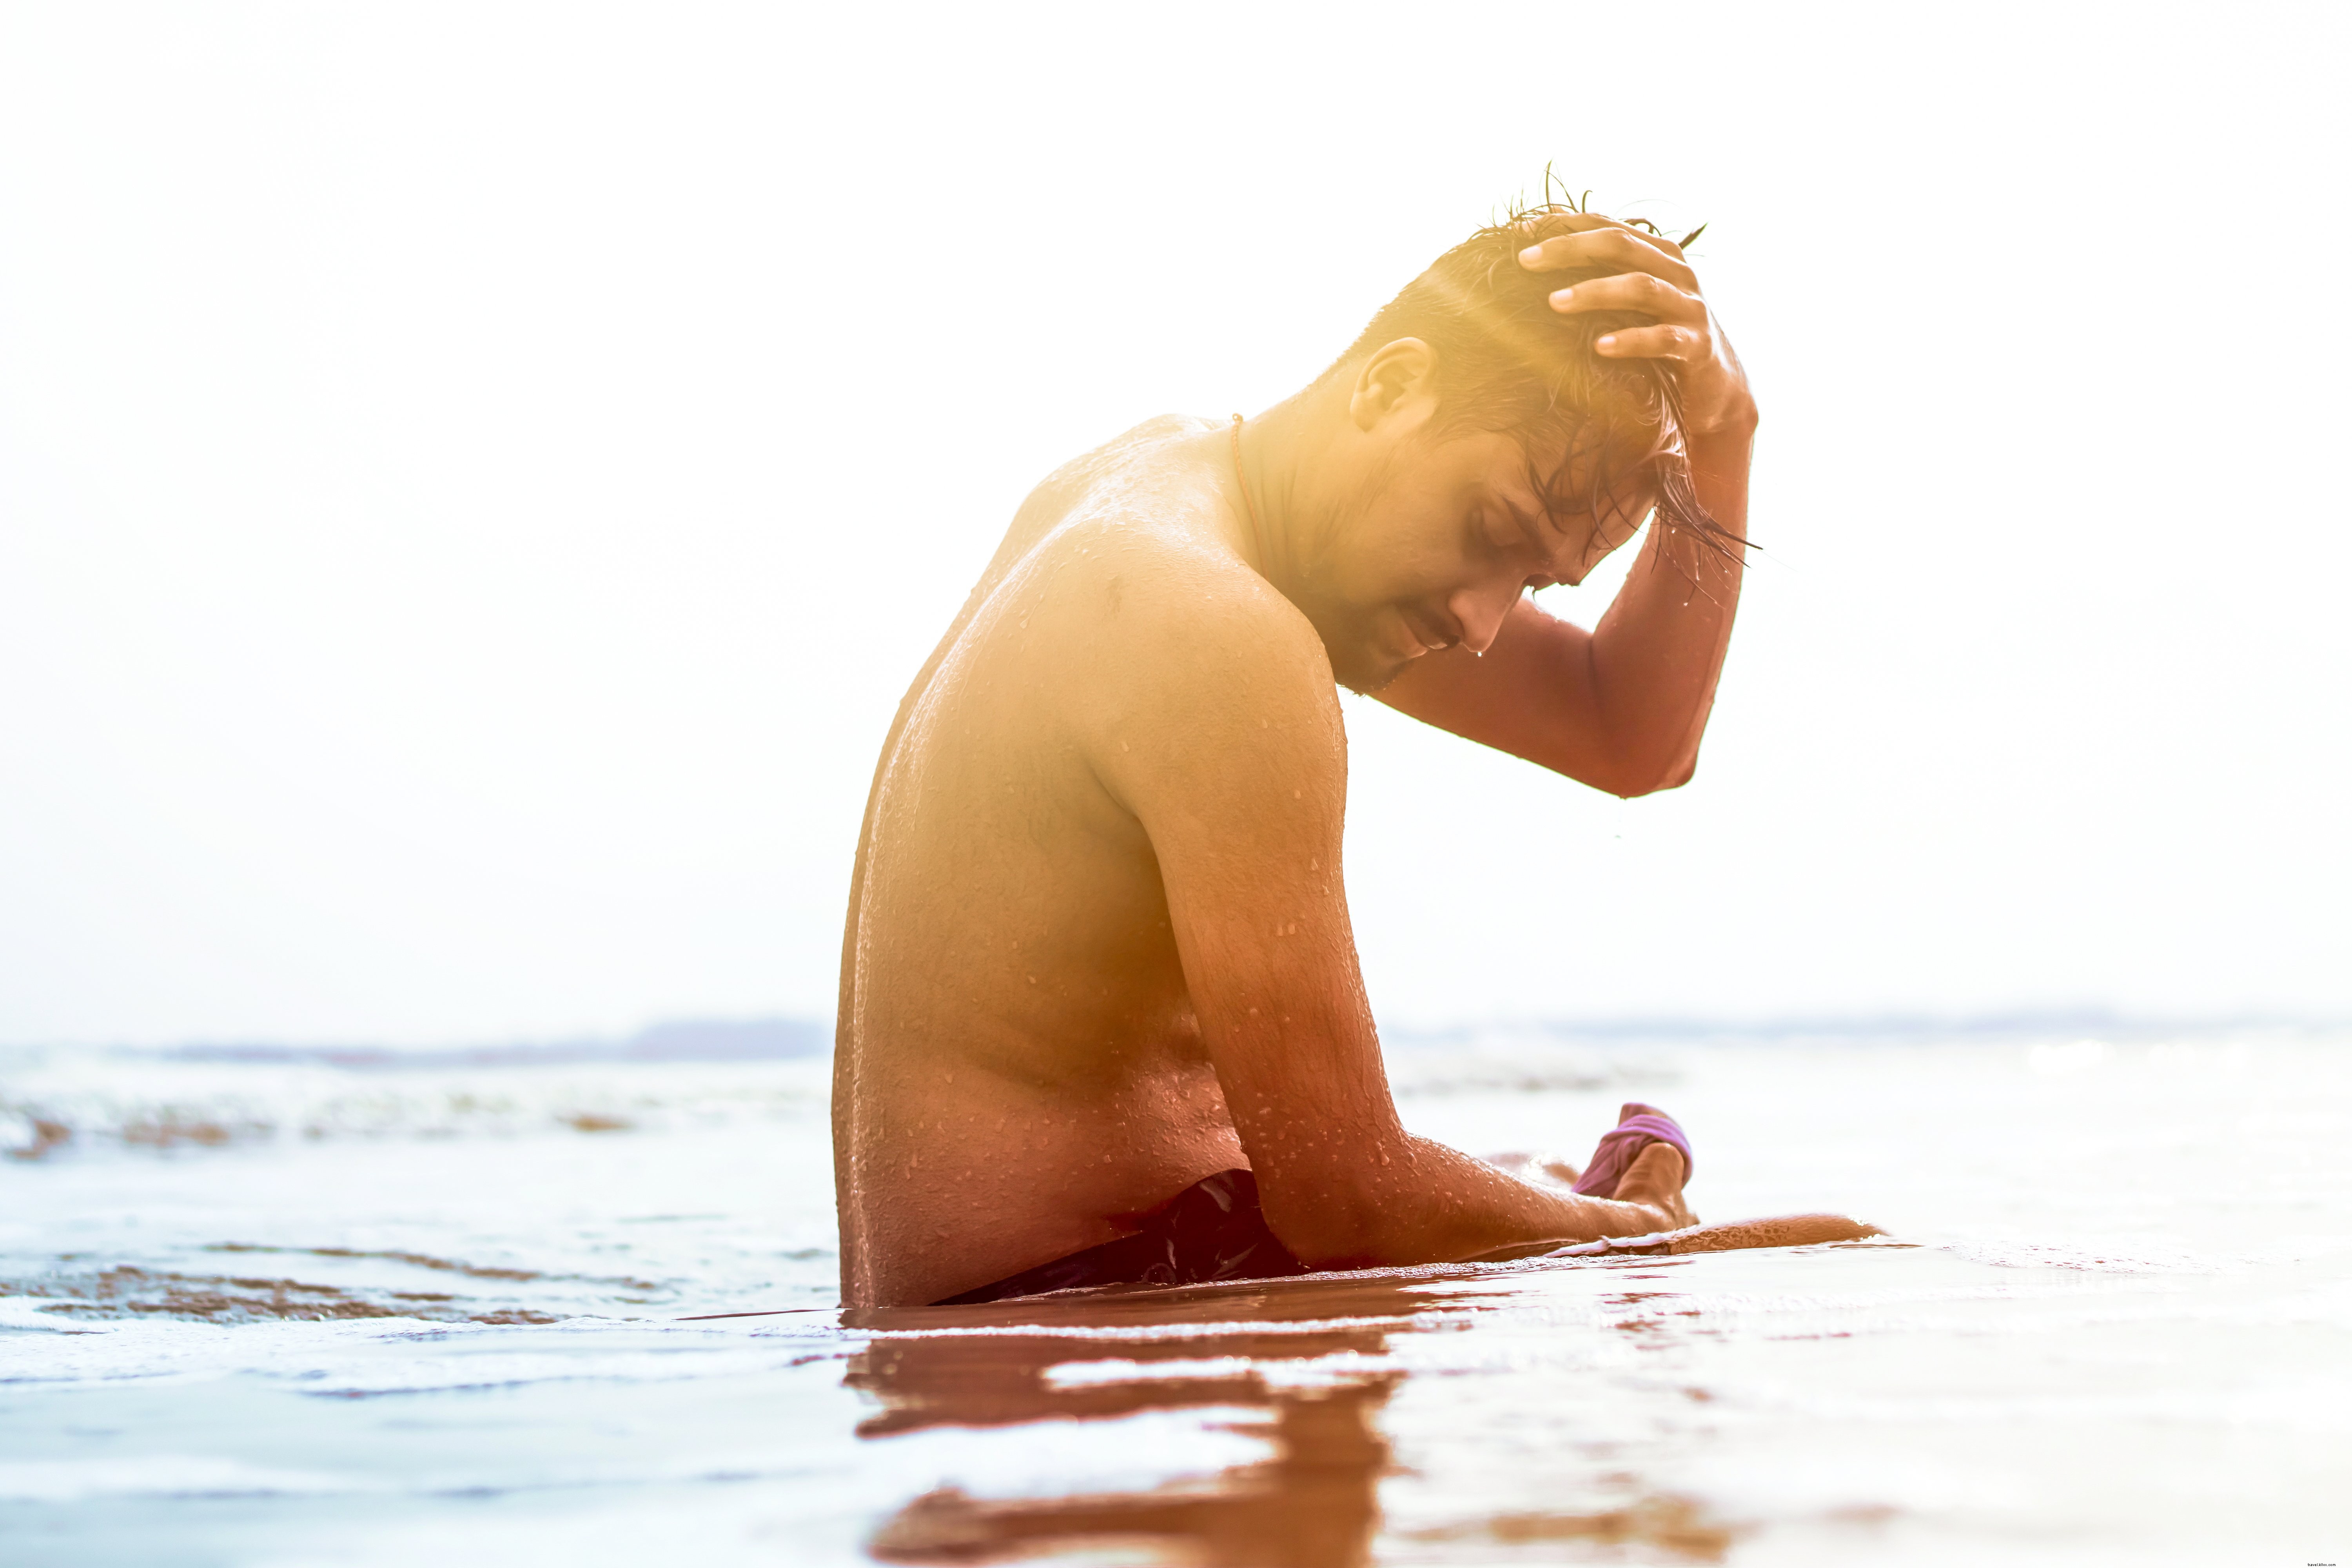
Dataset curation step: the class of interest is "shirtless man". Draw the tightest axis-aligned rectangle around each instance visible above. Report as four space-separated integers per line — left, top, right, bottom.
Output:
834 205 1755 1310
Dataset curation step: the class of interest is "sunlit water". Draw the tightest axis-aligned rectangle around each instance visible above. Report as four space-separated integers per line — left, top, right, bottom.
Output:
4 1030 2347 1565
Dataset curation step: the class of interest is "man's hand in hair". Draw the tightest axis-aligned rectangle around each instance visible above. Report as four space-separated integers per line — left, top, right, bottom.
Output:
1516 217 1757 441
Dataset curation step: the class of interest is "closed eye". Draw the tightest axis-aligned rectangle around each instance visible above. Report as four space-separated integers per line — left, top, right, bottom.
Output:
1465 509 1515 562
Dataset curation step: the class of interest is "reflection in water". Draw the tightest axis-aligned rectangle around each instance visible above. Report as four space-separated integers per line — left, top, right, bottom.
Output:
842 1268 1734 1565
846 1274 1436 1566
866 1377 1393 1567
1398 1495 1733 1560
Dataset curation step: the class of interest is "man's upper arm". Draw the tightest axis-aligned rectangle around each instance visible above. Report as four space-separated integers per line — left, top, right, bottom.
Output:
1080 559 1406 1207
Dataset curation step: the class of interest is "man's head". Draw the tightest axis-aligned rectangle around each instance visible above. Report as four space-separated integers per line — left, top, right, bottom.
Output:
1263 205 1730 694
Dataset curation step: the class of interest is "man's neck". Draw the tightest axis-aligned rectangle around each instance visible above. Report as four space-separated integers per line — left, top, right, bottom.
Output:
1225 386 1332 593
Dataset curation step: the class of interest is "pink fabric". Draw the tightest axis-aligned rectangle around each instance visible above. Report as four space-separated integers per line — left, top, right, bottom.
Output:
1571 1102 1694 1198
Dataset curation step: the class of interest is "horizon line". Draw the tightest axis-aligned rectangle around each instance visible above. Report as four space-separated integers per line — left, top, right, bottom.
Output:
5 1006 2347 1065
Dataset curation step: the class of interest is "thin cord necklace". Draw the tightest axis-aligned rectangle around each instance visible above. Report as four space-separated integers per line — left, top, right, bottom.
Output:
1228 413 1268 563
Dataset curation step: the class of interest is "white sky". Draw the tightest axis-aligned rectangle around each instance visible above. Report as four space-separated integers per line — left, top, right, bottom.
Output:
1 4 2345 1045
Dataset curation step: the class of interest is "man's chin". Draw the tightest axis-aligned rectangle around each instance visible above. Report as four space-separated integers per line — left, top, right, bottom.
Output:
1332 648 1413 697
1296 600 1411 695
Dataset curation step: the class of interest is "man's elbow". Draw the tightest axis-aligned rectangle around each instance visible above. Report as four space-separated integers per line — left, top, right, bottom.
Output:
1606 753 1699 800
1267 1207 1387 1272
1254 1172 1393 1270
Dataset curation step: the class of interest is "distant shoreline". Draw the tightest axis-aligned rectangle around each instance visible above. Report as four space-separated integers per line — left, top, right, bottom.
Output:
159 1016 832 1069
2 1009 2342 1070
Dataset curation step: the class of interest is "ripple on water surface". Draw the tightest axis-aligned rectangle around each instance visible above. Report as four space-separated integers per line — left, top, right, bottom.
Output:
3 1034 2350 1565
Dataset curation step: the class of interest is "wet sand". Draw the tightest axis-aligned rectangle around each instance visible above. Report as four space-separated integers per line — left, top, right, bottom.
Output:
3 1029 2348 1564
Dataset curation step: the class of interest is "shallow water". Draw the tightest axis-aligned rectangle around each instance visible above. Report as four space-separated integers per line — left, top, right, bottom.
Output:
3 1031 2347 1565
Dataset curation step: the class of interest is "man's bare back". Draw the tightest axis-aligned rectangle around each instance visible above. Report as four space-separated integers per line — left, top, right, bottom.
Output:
837 419 1279 1308
835 209 1757 1308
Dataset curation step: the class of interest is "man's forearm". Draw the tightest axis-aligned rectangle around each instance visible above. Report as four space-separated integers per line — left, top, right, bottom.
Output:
1401 1134 1671 1256
1261 1131 1676 1269
1586 423 1754 790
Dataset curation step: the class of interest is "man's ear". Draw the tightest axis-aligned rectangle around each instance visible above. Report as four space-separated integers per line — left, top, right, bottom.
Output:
1347 338 1439 434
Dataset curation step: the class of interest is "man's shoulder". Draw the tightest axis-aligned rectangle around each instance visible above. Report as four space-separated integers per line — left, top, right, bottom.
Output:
1014 413 1217 528
1002 436 1339 744
1043 514 1328 700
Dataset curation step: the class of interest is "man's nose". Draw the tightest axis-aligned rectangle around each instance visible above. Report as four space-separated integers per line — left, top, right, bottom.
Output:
1446 581 1515 656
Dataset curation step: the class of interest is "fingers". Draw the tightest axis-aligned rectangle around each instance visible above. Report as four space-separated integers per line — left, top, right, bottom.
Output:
1592 323 1708 361
1513 211 1724 372
1547 271 1706 327
1546 271 1710 362
1513 211 1686 259
1517 223 1697 291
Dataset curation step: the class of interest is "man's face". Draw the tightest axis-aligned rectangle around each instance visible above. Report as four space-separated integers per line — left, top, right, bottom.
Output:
1287 426 1651 694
